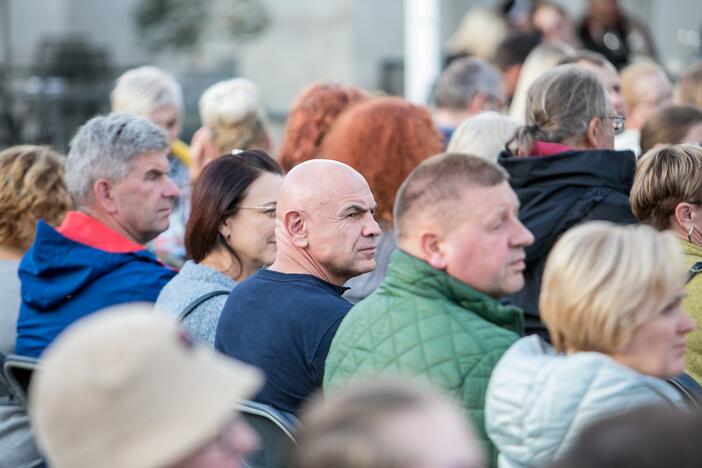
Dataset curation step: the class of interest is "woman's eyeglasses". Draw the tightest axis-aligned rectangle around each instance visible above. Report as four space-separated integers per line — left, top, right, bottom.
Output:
237 204 277 218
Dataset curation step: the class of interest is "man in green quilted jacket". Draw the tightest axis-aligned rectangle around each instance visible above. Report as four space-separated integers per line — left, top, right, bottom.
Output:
324 153 533 467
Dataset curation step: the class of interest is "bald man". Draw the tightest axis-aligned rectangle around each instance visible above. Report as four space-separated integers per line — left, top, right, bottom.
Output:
215 160 381 414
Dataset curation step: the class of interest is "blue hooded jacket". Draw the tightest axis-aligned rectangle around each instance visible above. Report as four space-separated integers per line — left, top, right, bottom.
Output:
15 217 176 358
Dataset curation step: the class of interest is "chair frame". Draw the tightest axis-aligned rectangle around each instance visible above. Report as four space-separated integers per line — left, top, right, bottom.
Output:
2 354 40 409
234 400 298 445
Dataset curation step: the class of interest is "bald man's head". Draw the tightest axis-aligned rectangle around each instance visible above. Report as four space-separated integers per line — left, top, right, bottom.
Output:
278 159 368 215
273 159 382 285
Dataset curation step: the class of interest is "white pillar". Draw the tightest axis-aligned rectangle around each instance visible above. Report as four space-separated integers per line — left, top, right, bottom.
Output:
404 0 440 105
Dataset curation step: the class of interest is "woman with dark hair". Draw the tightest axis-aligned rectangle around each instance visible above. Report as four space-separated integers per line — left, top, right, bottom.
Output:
320 96 444 302
156 150 283 346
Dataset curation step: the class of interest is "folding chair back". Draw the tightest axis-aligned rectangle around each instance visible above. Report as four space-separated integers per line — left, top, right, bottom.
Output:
3 354 40 409
668 372 702 409
235 400 298 468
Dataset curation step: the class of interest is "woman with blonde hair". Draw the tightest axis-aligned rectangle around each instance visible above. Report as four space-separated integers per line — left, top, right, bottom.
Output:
630 144 702 383
0 145 71 355
673 60 702 107
0 145 71 467
190 78 271 180
486 221 694 468
447 111 519 163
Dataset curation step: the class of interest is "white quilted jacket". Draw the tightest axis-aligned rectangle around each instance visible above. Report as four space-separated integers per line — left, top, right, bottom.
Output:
485 335 684 468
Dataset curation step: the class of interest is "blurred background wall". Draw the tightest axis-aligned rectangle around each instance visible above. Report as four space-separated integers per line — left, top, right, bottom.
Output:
0 0 700 150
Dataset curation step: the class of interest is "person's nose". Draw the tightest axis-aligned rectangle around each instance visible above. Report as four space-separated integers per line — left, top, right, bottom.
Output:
512 218 534 247
679 311 697 335
163 176 179 199
363 213 382 238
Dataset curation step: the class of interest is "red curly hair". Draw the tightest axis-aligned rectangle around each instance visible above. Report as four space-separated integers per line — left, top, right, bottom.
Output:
279 82 368 172
320 97 443 227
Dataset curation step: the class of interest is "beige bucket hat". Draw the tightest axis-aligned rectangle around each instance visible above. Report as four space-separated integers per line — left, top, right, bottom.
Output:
29 303 263 468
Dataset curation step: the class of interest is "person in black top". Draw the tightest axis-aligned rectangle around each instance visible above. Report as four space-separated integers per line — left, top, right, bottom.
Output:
498 64 637 339
215 159 381 414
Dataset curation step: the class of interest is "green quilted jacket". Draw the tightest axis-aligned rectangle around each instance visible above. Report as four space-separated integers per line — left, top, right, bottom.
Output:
324 251 524 467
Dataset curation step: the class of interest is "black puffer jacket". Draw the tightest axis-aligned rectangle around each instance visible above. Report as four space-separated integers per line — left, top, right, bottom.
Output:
498 148 637 338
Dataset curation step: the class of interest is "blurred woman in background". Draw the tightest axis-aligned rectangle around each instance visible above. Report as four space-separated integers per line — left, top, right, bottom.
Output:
190 78 271 180
639 105 702 154
279 82 368 172
675 61 702 108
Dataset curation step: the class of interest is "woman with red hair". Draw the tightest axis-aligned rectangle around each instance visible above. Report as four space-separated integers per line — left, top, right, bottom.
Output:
320 96 444 302
279 82 368 172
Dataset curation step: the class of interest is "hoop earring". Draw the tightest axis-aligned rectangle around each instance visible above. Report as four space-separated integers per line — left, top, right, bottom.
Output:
689 225 695 243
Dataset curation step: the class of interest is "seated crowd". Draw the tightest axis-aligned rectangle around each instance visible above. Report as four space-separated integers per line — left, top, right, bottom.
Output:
3 16 702 468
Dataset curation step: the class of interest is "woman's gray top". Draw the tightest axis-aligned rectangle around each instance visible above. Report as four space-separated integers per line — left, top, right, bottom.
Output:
0 259 21 357
156 260 236 347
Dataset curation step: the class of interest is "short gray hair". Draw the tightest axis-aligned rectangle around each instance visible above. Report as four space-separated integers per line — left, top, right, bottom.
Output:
508 64 611 156
66 113 168 207
111 66 184 116
434 57 503 110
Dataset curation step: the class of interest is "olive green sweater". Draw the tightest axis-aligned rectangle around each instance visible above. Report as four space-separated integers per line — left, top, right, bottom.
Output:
682 239 702 384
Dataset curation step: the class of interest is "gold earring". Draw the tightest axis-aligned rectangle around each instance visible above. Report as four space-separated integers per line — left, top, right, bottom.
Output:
689 225 695 243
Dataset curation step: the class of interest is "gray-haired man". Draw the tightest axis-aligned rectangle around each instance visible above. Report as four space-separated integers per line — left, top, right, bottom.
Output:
15 113 178 358
434 57 506 144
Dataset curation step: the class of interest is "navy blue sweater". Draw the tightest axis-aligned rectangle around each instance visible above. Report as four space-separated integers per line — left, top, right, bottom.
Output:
215 269 350 414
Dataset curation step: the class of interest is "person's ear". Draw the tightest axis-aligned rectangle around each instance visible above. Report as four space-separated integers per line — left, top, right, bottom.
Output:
674 202 695 228
93 179 117 214
418 231 448 270
218 216 233 240
585 117 601 148
284 210 308 248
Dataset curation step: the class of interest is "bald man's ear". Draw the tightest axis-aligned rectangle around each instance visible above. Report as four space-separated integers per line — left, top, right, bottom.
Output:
418 231 448 271
283 210 309 248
